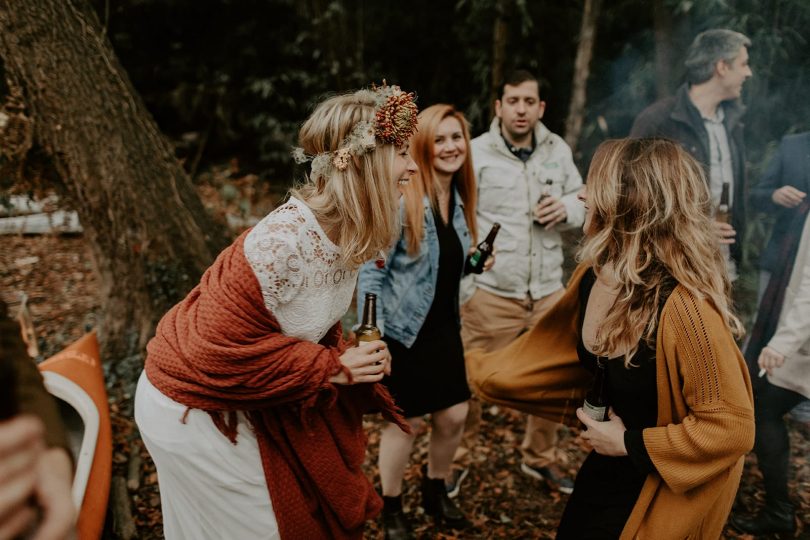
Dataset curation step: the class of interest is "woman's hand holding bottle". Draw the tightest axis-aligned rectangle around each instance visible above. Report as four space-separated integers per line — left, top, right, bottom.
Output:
576 407 628 456
331 341 391 384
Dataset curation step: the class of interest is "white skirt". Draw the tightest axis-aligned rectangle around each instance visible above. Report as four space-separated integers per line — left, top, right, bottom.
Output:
134 371 280 540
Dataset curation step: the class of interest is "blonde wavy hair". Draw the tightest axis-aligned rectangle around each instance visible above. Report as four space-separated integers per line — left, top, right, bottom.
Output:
402 104 478 254
579 138 743 366
291 91 405 268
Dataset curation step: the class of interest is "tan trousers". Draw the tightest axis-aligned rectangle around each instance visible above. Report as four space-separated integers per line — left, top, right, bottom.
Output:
460 287 566 467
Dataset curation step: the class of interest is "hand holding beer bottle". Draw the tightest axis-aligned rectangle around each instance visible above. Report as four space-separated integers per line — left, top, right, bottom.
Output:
464 223 500 275
538 178 554 204
534 179 567 230
713 181 736 245
576 360 629 456
332 293 390 384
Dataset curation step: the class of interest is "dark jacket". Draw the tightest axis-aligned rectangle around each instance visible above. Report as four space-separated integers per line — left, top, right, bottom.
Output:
0 299 69 451
751 132 810 273
630 84 748 262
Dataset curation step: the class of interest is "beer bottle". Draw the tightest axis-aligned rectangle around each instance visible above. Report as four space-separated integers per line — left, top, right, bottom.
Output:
582 358 609 422
356 292 381 343
716 181 730 224
538 179 554 204
465 222 501 275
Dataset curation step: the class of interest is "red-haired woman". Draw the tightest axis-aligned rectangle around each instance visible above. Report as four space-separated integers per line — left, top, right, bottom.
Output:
358 104 490 538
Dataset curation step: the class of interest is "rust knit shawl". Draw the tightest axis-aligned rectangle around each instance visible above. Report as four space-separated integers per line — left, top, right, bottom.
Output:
467 264 755 539
145 231 405 539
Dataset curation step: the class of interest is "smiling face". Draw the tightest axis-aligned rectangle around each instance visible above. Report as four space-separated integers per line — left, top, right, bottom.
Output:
496 80 546 146
431 116 468 179
718 45 753 100
393 141 418 195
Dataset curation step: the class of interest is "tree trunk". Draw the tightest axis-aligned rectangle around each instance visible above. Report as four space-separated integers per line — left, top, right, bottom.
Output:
564 0 602 153
0 0 229 362
652 0 674 99
489 0 512 121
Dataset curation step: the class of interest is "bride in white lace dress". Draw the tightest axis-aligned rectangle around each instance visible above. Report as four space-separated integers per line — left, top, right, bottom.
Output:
135 85 418 540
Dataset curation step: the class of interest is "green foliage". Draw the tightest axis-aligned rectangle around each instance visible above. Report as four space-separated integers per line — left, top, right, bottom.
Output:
92 0 590 174
89 0 809 203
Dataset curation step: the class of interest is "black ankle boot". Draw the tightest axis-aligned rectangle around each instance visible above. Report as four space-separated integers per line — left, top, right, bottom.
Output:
420 467 470 529
730 499 796 535
381 495 413 540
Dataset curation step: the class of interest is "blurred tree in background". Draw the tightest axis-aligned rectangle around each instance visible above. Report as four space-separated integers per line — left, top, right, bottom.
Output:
1 0 809 357
81 0 810 175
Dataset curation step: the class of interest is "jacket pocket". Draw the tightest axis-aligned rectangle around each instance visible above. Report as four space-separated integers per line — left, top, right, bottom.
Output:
479 167 523 214
540 236 563 276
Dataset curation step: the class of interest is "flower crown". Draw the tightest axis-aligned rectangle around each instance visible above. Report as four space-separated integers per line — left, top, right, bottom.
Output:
292 82 418 180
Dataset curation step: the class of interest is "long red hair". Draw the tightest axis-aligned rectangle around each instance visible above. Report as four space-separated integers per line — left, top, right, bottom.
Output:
402 104 478 254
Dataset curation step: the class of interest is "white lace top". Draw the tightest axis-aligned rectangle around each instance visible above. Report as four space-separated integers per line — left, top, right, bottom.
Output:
243 197 357 343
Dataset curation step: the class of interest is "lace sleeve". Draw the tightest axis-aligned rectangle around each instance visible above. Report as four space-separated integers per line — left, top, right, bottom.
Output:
244 218 306 313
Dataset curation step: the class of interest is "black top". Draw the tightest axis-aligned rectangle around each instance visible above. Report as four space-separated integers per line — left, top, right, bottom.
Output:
422 196 464 333
556 268 674 539
576 269 658 474
381 192 470 418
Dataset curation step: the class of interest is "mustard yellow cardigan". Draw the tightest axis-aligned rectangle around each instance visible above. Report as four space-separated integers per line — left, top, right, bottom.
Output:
466 265 755 539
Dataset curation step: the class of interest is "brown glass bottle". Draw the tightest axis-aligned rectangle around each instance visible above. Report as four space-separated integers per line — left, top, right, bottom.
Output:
716 181 730 224
356 292 381 343
537 178 554 203
465 222 501 275
582 358 609 421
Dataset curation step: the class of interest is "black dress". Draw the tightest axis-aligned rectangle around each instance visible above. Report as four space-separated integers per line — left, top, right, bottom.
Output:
556 269 674 539
382 200 471 418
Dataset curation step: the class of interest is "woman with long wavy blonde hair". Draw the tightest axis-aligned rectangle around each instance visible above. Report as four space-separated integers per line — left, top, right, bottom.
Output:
467 137 754 539
136 85 419 540
578 137 744 365
358 104 488 538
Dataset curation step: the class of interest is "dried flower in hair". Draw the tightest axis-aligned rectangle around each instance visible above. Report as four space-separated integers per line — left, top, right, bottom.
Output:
310 154 332 180
374 89 419 147
332 148 351 171
291 147 308 164
289 82 418 180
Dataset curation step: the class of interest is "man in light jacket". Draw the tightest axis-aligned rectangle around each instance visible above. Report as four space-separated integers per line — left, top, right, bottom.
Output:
459 70 584 495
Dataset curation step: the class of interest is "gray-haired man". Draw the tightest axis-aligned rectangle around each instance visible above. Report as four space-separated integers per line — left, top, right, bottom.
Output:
631 29 753 278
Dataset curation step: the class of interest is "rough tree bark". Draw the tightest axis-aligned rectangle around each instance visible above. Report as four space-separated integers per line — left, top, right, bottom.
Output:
0 0 229 362
653 0 674 99
564 0 602 153
489 0 513 121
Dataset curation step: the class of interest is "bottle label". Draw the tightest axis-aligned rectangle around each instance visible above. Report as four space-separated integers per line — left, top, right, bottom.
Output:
469 251 481 267
582 400 607 422
356 329 381 342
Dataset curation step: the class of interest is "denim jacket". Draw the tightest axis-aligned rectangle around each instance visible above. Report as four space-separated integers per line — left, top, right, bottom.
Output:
357 189 471 348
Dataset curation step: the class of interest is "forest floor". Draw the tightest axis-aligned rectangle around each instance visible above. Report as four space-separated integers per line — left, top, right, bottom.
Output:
1 179 808 539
